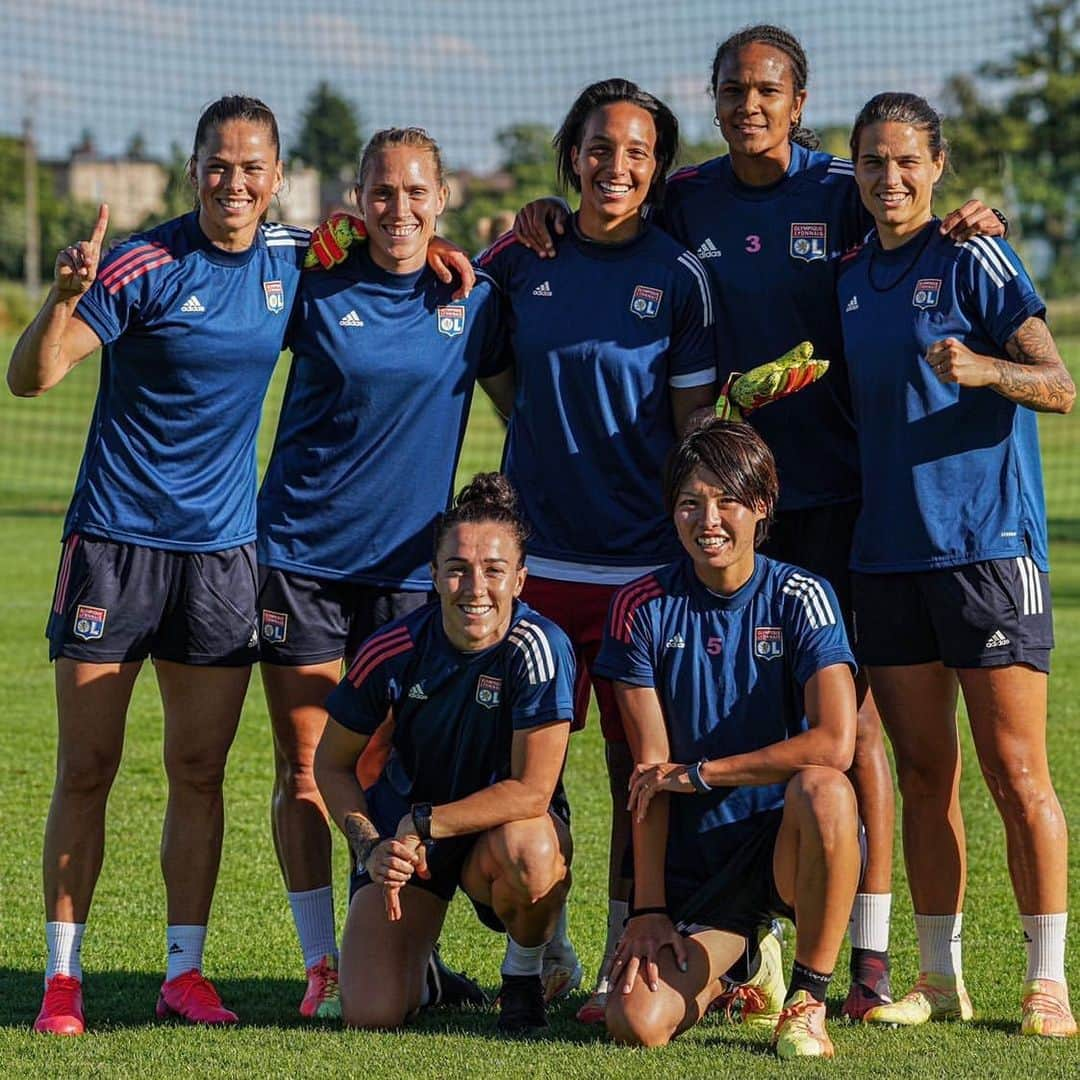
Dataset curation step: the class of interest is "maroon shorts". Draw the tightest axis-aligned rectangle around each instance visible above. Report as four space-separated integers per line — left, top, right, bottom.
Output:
521 575 626 741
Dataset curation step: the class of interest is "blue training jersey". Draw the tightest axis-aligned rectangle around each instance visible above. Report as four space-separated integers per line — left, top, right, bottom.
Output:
325 600 575 806
838 223 1048 572
65 212 306 551
594 554 853 869
660 143 867 511
257 248 506 588
478 220 716 582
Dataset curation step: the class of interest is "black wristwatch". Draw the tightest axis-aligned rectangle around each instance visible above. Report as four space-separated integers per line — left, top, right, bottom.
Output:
411 802 434 842
991 207 1010 239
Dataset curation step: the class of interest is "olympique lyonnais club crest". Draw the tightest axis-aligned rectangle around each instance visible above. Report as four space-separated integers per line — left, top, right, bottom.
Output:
437 305 466 337
912 278 942 309
789 223 827 262
475 674 502 709
73 604 107 641
754 626 784 660
630 285 663 319
262 610 288 644
263 280 285 314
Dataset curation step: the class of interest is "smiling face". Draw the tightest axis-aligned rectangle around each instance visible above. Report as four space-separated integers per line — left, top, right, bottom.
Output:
855 120 944 248
673 466 765 593
357 145 447 274
571 102 658 243
191 119 282 251
432 521 527 652
713 42 805 173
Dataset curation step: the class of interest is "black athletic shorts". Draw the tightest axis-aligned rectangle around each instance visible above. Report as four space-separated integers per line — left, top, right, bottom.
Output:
47 533 259 666
348 777 572 932
257 567 432 666
665 809 795 937
852 556 1052 672
760 501 859 639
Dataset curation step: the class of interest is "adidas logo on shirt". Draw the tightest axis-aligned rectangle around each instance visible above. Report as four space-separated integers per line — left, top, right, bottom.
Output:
696 238 722 259
180 295 205 313
665 633 686 650
532 281 552 297
985 629 1011 649
845 295 859 312
339 310 364 327
408 683 428 700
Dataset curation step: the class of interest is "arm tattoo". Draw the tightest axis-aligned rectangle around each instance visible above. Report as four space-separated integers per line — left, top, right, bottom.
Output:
344 813 381 867
997 318 1076 413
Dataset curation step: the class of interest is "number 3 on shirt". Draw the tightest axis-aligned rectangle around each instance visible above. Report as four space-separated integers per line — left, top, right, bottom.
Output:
745 235 762 254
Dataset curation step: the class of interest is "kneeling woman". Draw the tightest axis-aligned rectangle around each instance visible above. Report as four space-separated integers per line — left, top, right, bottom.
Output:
595 421 860 1059
314 474 575 1032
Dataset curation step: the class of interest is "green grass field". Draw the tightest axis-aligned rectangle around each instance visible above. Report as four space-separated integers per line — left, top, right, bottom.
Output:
1 340 1079 1076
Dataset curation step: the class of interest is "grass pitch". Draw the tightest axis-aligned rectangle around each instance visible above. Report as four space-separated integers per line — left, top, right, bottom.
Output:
0 343 1078 1077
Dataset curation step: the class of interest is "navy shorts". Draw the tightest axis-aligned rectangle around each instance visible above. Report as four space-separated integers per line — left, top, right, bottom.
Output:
258 567 432 666
47 533 259 666
666 809 795 937
760 501 859 639
348 778 572 932
852 556 1053 672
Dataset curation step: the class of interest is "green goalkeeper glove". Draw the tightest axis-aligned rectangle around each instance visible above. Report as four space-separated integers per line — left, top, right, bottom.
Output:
715 341 829 421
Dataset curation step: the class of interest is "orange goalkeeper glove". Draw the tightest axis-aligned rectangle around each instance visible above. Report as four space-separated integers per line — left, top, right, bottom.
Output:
304 213 367 270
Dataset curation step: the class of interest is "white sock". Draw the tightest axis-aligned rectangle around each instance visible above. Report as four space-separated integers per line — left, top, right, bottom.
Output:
545 904 573 960
166 925 207 982
45 921 85 985
1021 913 1067 984
915 913 963 979
595 899 628 993
287 886 338 970
501 936 548 977
850 893 892 952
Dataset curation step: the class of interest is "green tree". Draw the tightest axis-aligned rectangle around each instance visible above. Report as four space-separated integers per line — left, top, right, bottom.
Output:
941 1 1080 295
291 81 363 181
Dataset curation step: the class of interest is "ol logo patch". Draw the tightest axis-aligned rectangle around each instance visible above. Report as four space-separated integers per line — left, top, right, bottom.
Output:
754 626 783 660
476 674 502 709
789 223 827 262
912 278 942 310
630 285 663 319
437 305 466 337
263 280 285 314
262 609 288 644
74 604 107 641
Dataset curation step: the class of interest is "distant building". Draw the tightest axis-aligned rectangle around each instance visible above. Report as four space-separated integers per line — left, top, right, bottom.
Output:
53 154 168 232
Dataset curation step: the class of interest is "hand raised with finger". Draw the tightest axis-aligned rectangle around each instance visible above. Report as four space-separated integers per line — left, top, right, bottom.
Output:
55 203 109 300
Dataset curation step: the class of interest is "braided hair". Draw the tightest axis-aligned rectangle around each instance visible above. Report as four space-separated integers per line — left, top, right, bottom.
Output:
709 25 820 150
433 473 530 566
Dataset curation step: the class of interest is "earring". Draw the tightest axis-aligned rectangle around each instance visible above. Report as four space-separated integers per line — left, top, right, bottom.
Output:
713 116 722 128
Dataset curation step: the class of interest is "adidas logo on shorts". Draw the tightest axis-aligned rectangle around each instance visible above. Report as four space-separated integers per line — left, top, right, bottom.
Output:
339 310 364 327
408 682 428 700
180 295 205 313
696 238 722 259
532 281 552 297
665 633 686 649
985 629 1011 648
846 295 859 312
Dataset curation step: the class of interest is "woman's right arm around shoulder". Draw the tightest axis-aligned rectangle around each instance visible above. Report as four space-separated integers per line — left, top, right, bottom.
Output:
7 204 108 397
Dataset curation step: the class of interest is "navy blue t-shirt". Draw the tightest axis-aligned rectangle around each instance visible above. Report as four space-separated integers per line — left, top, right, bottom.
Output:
257 248 506 588
660 144 866 511
325 600 575 806
594 555 853 870
478 220 716 582
67 213 306 551
838 224 1048 572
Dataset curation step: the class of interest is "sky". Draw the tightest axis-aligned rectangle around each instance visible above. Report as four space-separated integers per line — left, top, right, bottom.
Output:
2 0 1028 172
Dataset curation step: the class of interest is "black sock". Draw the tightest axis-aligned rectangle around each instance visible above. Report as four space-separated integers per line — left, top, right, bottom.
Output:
850 946 889 973
788 960 832 1004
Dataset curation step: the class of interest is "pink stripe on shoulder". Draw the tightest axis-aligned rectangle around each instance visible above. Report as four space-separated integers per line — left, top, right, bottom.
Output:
609 575 664 644
99 243 175 294
346 625 414 687
477 230 518 267
667 166 700 185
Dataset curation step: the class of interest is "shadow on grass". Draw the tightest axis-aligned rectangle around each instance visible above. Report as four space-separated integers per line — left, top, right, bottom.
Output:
0 969 608 1045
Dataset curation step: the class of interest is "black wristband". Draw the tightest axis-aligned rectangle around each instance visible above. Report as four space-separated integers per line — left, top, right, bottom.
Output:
688 759 712 794
626 905 669 924
990 207 1010 239
411 802 434 842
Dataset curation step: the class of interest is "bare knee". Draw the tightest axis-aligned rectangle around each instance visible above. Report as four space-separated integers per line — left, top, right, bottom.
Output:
488 818 566 903
273 749 319 803
340 991 410 1031
164 747 229 795
786 766 857 823
978 753 1061 823
606 988 678 1047
56 743 122 800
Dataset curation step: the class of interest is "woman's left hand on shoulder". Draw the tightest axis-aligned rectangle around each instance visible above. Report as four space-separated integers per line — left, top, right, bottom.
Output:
938 199 1006 242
